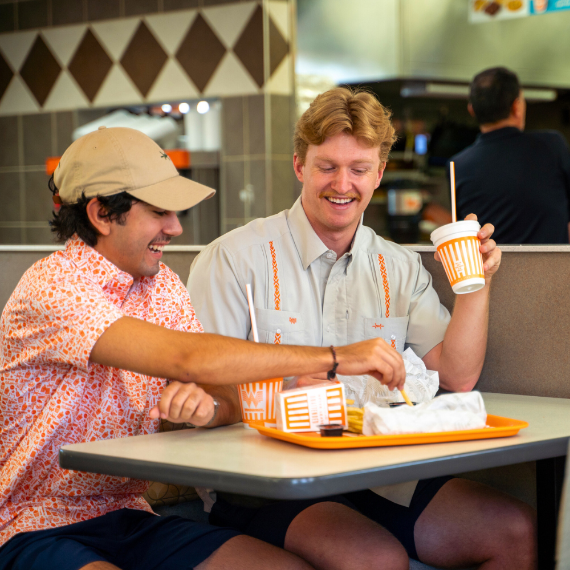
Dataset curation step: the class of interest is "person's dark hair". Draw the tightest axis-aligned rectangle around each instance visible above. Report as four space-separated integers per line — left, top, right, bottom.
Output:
469 67 520 125
48 175 140 246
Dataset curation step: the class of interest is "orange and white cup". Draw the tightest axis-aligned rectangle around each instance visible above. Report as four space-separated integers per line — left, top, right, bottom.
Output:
430 220 485 294
238 377 283 428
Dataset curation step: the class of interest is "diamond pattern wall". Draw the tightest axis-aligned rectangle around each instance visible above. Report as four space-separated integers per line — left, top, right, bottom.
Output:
233 5 264 88
20 35 61 106
0 3 292 116
176 14 226 94
0 52 13 101
121 21 168 97
68 29 113 103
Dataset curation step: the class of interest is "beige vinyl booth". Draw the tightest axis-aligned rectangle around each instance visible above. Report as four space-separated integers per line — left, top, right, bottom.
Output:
2 244 570 570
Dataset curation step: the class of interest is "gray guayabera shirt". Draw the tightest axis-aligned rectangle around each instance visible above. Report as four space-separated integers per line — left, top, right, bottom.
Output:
188 197 451 506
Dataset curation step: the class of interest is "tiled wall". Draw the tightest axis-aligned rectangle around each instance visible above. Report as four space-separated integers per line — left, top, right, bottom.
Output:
0 0 297 243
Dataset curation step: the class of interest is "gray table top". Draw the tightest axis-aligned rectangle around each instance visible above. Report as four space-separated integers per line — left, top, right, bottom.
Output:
59 393 570 499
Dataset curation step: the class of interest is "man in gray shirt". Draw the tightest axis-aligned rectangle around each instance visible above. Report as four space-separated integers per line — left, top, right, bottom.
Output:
188 88 536 570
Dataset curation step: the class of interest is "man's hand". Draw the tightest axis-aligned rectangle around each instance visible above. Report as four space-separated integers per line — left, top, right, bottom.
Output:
336 338 406 391
434 213 501 283
149 381 215 425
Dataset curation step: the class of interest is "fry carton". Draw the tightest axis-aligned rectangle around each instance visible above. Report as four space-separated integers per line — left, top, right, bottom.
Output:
275 382 348 433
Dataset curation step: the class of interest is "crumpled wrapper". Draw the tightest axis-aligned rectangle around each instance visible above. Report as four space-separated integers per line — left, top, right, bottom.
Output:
363 391 487 436
338 347 439 408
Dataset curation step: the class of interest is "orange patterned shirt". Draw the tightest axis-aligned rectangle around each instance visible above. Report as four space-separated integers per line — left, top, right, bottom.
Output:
0 236 203 546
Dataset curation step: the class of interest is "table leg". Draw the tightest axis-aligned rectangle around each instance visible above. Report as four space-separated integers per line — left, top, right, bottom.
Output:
536 455 566 570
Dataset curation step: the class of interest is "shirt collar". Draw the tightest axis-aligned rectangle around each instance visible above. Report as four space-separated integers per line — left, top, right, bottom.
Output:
65 235 136 303
286 197 364 270
287 198 329 270
476 126 521 145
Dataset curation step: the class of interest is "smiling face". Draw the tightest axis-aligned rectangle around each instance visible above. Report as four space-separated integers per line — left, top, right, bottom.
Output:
294 132 384 251
97 200 183 280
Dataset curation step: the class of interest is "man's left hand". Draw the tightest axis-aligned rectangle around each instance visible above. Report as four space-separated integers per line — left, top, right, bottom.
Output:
434 213 501 283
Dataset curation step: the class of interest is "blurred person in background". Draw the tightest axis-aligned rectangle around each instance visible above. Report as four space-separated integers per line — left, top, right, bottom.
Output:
451 66 570 244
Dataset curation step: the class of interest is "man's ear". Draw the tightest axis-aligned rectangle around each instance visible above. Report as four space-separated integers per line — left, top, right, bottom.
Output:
375 162 386 189
467 103 476 118
293 154 304 183
512 96 524 120
86 198 112 236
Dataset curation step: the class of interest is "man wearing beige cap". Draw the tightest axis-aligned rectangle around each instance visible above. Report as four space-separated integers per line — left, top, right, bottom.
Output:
188 89 537 570
0 126 411 570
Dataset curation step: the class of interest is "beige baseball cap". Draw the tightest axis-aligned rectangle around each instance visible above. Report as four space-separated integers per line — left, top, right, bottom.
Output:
54 126 215 211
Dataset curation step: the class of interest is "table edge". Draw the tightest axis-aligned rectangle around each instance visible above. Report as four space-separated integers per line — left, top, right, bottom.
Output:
59 437 569 499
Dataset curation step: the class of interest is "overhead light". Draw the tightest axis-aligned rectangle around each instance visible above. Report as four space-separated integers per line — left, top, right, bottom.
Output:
401 82 468 99
161 103 172 113
197 101 210 114
401 82 557 102
179 102 190 114
522 88 557 102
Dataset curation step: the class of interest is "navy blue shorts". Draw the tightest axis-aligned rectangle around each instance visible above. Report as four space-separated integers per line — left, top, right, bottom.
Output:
0 508 240 570
210 476 453 560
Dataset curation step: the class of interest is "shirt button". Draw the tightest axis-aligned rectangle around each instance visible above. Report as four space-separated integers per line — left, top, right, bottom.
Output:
276 328 281 334
117 276 125 283
326 252 334 259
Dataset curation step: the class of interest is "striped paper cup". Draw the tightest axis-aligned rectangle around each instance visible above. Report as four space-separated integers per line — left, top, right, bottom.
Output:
238 378 283 428
430 220 485 294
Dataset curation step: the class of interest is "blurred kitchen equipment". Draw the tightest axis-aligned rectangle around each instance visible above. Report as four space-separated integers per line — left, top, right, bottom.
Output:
386 182 423 243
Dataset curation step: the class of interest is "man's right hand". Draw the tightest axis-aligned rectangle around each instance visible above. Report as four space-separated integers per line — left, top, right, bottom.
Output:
149 381 215 426
337 338 406 391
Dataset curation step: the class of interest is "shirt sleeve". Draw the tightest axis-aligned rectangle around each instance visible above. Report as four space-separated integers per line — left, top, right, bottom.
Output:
187 243 251 339
4 273 124 372
405 254 451 358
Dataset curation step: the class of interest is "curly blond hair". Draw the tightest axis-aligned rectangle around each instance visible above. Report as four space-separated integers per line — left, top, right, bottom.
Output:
294 87 396 164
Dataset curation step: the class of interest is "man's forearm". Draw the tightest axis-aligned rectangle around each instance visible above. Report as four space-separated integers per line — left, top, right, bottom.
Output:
92 317 408 392
92 317 335 386
435 282 491 391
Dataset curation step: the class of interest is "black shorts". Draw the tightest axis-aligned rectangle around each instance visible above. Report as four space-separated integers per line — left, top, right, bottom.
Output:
0 508 240 570
210 476 453 560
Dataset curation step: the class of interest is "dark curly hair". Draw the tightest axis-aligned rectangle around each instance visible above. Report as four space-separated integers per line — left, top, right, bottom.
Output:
49 175 140 246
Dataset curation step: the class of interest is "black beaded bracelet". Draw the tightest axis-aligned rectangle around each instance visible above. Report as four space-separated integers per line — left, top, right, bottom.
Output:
327 345 338 380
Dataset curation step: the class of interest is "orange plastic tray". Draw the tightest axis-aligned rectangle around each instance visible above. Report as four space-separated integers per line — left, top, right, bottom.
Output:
252 414 528 449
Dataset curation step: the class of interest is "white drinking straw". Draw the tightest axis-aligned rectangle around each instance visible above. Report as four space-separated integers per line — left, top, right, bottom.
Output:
245 284 260 343
450 161 457 223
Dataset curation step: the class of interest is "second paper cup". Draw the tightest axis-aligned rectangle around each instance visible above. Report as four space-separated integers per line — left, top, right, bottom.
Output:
430 220 485 294
238 378 283 428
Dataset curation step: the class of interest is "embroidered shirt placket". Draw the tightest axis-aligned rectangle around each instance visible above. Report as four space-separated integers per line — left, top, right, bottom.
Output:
269 241 281 344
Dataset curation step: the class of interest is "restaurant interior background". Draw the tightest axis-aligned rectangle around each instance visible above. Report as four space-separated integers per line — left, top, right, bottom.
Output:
0 0 569 246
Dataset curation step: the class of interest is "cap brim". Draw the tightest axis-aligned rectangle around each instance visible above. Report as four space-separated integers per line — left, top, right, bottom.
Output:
127 175 215 211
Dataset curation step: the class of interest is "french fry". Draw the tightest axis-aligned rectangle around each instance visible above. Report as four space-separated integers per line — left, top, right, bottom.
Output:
346 404 365 434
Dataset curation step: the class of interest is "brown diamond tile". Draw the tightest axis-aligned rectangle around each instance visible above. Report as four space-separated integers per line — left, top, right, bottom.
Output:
0 51 14 102
20 35 62 107
120 21 167 98
233 5 264 88
68 28 113 102
176 13 225 93
269 15 288 76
